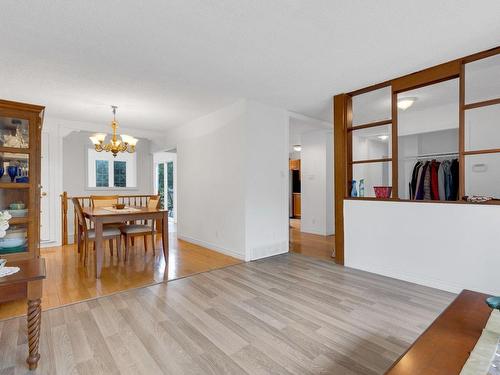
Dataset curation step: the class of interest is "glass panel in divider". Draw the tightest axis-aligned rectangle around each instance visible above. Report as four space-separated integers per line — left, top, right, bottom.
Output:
352 161 392 198
351 86 391 126
397 78 459 200
351 125 392 161
0 116 29 149
465 53 500 104
0 152 29 184
465 104 500 151
465 153 500 199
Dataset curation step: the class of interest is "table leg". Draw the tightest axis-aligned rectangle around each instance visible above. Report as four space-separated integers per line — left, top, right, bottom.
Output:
162 212 169 262
27 280 42 370
95 219 104 278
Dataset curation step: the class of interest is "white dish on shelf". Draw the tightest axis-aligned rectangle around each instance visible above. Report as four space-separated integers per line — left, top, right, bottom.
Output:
7 209 28 217
0 237 27 248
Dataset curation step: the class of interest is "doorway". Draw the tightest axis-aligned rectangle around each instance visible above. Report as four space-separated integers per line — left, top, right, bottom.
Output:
154 151 177 222
288 116 335 261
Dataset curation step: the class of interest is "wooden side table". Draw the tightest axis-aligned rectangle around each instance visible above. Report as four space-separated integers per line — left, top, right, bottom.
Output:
0 258 46 370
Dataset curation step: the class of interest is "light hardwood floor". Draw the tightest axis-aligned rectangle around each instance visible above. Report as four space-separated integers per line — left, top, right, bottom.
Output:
0 253 455 374
289 219 335 261
0 223 241 320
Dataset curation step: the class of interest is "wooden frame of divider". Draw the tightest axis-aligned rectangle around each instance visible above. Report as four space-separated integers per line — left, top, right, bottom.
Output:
333 45 500 265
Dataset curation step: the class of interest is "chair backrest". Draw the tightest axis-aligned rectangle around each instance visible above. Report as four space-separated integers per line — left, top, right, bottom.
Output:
72 198 88 231
148 195 160 209
91 195 119 208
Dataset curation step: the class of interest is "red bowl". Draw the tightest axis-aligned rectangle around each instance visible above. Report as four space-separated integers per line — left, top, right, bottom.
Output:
373 186 392 198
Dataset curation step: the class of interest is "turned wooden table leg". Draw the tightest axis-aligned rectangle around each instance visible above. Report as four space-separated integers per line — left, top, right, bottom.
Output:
26 280 43 370
26 298 41 370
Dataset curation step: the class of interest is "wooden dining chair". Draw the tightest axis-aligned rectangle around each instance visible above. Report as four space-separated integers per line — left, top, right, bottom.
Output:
120 195 161 260
90 195 119 208
72 198 122 265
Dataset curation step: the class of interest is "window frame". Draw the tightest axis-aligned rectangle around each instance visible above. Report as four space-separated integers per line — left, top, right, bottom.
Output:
86 147 138 191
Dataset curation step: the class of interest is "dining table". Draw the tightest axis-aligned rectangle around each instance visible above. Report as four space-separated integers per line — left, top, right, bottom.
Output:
82 206 168 278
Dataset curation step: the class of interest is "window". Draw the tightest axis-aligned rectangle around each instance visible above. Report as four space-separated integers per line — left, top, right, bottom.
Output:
87 149 137 189
95 160 109 187
113 161 126 187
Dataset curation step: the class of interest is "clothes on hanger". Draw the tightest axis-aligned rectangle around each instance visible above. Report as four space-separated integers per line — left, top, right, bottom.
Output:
410 158 459 201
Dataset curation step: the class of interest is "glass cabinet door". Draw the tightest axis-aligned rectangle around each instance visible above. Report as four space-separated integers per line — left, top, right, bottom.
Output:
0 116 29 149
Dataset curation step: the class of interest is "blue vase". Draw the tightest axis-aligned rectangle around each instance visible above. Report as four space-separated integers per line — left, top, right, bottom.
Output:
351 180 358 197
0 167 4 179
7 166 18 182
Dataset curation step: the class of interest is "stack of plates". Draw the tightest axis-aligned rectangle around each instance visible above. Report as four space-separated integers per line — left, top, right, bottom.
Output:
0 228 27 252
7 209 28 217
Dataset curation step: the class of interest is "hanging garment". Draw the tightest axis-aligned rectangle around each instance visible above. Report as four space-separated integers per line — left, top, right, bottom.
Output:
423 161 432 200
438 163 446 201
450 159 459 200
441 160 453 200
416 162 429 200
430 160 441 200
410 161 422 199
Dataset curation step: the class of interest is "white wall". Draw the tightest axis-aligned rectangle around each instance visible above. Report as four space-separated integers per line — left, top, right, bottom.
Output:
344 199 500 295
244 101 289 260
173 100 289 261
177 112 247 259
300 130 334 235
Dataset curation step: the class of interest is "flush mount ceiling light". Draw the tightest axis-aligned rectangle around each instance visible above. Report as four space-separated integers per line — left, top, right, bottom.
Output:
293 145 302 152
89 106 138 157
378 135 389 141
397 97 417 111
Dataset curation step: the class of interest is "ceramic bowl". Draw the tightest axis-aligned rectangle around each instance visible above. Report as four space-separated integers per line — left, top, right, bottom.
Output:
9 202 25 210
113 203 126 209
8 209 28 217
0 237 27 248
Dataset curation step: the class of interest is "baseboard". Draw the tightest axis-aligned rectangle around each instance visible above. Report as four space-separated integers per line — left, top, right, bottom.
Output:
177 234 245 260
345 261 500 296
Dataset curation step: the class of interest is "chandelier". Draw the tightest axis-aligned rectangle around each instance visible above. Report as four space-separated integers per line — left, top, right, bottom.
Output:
89 106 138 157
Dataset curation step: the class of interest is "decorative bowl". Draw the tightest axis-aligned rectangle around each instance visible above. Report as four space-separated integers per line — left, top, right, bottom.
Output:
374 186 392 198
0 237 27 249
113 203 126 209
15 176 29 183
9 202 25 210
8 209 28 217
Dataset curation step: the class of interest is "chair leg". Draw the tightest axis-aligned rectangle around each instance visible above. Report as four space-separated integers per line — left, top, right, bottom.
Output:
109 239 114 257
151 232 155 255
84 238 88 266
125 235 130 261
143 235 148 253
116 236 122 260
131 237 135 246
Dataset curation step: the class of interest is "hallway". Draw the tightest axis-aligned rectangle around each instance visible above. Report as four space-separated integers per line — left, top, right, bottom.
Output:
289 219 335 261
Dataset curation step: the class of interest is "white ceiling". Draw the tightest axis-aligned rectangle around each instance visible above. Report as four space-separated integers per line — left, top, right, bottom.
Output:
0 1 499 131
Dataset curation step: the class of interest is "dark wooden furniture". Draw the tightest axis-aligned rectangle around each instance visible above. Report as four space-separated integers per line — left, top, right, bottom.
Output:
0 258 46 370
0 99 44 262
82 206 168 278
333 46 500 264
386 289 492 374
292 193 301 218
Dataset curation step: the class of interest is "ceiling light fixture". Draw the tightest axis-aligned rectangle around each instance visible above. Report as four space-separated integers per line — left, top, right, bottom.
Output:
90 106 138 157
397 97 417 111
378 135 389 141
293 145 302 152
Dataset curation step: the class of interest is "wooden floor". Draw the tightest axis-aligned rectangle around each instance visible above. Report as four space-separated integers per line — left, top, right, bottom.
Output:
0 253 455 374
289 219 335 261
0 223 241 320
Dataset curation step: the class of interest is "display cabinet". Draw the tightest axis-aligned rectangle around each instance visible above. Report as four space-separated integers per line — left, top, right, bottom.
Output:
0 99 44 261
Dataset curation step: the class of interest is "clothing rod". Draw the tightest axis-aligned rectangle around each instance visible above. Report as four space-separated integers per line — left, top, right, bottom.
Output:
403 152 458 160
